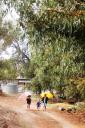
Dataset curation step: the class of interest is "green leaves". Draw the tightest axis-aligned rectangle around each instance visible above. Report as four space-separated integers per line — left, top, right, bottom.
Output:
0 0 85 99
0 59 17 79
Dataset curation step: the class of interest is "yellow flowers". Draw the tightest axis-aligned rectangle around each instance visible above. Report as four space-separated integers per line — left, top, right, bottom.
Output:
40 92 54 99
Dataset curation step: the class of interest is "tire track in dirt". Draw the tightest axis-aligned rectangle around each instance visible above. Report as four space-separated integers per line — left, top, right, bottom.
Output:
30 110 62 128
30 110 77 128
0 101 63 128
0 99 61 128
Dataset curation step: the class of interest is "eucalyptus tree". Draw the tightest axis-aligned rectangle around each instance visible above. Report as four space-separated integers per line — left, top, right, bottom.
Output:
0 1 31 78
0 2 19 50
2 0 85 95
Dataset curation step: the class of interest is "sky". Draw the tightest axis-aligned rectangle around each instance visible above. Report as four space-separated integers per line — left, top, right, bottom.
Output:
0 47 14 60
3 7 19 25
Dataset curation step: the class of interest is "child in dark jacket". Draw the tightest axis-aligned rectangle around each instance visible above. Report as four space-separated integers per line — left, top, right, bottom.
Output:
26 95 31 109
36 99 41 110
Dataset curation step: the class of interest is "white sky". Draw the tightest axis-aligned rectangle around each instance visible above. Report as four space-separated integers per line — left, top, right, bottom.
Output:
3 7 19 25
0 47 14 60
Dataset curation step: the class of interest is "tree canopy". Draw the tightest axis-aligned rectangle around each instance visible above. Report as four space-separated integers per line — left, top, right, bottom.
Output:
0 0 85 98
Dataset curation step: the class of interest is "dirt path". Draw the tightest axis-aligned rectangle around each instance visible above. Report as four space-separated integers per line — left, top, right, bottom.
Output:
0 95 84 128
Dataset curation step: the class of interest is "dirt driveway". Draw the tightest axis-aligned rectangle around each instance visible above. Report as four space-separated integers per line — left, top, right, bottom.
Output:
0 95 84 128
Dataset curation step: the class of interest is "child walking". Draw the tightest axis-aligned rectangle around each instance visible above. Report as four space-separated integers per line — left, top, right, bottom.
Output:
42 94 48 111
36 99 41 110
26 95 31 109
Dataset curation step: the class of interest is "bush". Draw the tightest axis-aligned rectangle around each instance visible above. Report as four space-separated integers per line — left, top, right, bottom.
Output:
76 102 85 110
64 83 78 99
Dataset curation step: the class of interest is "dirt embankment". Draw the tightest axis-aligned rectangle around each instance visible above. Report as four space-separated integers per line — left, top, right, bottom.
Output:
51 109 85 128
0 106 22 128
63 110 85 125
